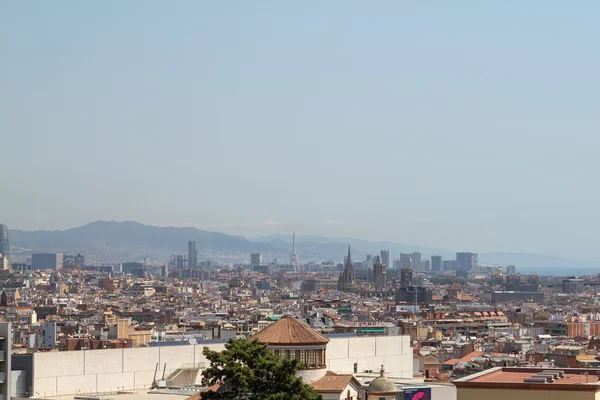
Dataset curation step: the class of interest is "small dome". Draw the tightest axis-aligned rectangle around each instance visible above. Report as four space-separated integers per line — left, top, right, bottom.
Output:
367 377 396 393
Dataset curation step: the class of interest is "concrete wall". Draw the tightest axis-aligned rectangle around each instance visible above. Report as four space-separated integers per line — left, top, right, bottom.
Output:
327 336 412 378
31 336 412 397
32 343 226 398
431 384 457 400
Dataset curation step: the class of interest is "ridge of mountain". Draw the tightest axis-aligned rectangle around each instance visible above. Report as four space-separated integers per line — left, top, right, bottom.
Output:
10 220 278 261
8 222 600 271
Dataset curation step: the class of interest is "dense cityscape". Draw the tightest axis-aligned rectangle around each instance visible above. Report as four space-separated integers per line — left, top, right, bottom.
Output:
1 222 600 399
5 2 599 400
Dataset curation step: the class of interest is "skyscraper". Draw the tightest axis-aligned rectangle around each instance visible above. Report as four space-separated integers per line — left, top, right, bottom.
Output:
0 224 9 267
63 254 85 268
365 254 374 270
400 253 412 269
456 252 478 271
443 260 457 271
250 253 262 267
32 253 63 270
373 256 387 291
380 249 391 271
412 252 422 272
290 233 299 270
431 256 442 272
188 241 198 269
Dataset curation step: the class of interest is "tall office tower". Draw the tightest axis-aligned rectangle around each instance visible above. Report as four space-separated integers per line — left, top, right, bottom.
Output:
0 254 7 270
32 253 64 270
431 256 442 271
373 256 387 291
63 254 85 268
443 260 457 271
170 255 188 270
188 241 198 269
506 265 517 275
365 254 374 270
380 249 392 270
337 246 356 290
456 252 478 271
0 224 9 267
400 253 412 269
412 252 422 271
400 268 413 287
421 260 431 271
250 253 262 267
290 233 299 270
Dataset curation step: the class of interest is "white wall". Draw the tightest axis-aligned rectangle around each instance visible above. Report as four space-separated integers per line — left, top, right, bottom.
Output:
430 384 457 400
327 336 412 378
31 336 412 397
32 343 226 397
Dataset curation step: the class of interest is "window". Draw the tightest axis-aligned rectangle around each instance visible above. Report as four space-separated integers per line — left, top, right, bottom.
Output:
309 350 315 367
295 350 300 360
300 350 307 365
285 350 291 360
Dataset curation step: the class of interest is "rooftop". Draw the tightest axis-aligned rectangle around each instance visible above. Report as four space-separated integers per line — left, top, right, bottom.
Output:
249 315 330 346
455 367 600 391
311 371 359 392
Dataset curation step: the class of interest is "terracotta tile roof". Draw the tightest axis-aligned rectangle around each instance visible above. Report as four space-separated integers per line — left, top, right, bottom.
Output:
250 315 330 345
442 358 460 366
460 351 484 362
310 371 360 392
448 282 462 290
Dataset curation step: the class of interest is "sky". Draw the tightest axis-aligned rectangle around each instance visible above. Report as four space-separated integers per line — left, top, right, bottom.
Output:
2 2 600 258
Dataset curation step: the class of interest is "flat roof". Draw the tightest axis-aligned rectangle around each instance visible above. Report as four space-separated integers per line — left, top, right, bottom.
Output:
455 368 600 391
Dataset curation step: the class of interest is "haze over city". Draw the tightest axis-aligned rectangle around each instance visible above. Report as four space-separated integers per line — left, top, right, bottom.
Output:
4 3 600 400
3 2 600 259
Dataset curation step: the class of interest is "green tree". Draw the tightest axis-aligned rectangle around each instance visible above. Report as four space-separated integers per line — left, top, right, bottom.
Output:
201 338 322 400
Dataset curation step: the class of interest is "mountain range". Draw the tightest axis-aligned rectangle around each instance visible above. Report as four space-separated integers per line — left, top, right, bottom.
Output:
8 221 600 273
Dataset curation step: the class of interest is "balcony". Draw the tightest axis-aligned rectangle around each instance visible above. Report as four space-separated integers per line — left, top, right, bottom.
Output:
0 372 6 383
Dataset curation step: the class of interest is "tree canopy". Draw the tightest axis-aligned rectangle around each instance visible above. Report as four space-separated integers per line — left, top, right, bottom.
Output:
201 338 322 400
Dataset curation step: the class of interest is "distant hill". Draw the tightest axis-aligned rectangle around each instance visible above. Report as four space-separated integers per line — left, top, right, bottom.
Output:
254 234 454 260
9 221 281 262
256 234 600 273
9 221 600 273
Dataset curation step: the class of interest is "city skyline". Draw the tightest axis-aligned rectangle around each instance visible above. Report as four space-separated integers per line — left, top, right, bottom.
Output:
3 3 600 399
5 220 600 274
3 2 600 258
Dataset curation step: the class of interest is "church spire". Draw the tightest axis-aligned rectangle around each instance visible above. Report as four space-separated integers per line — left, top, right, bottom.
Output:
347 245 352 263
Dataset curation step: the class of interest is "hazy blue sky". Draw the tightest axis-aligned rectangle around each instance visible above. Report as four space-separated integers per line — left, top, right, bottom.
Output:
2 2 599 258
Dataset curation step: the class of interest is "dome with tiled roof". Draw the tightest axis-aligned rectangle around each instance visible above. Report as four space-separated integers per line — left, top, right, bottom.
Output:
250 315 329 346
250 315 329 383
